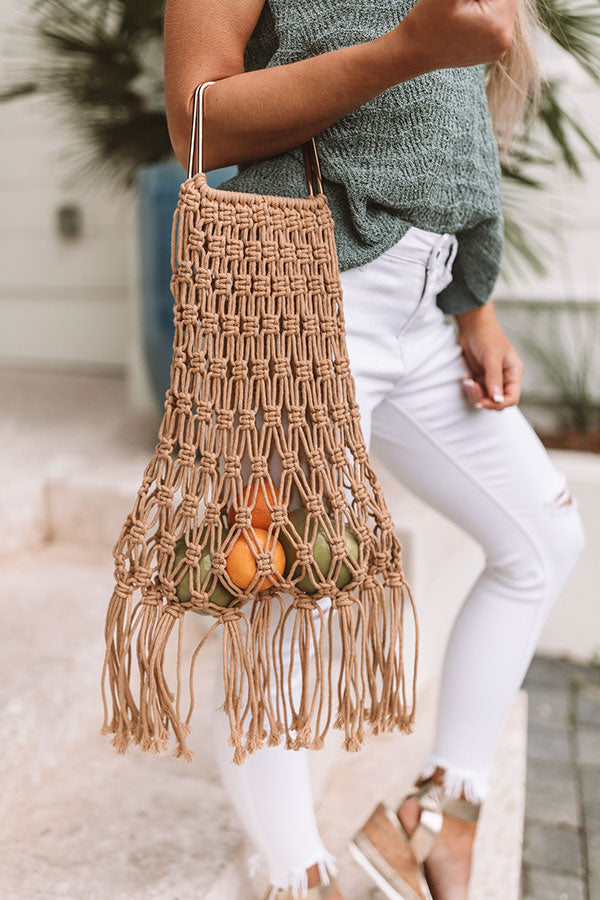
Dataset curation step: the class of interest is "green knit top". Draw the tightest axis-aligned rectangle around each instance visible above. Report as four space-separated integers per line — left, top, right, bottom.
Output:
218 0 504 316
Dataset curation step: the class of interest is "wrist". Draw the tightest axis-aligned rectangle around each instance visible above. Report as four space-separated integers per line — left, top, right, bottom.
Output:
455 300 497 332
373 23 432 87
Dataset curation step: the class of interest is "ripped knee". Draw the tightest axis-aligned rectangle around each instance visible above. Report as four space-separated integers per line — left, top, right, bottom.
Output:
550 484 575 512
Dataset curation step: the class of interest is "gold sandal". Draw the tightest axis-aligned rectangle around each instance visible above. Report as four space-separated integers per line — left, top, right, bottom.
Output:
347 776 481 900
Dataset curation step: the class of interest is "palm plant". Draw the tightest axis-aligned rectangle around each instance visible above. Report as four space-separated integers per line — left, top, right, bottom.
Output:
2 0 600 273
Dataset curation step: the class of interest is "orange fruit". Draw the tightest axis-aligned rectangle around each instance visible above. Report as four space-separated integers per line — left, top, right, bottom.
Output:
226 527 285 591
227 481 280 529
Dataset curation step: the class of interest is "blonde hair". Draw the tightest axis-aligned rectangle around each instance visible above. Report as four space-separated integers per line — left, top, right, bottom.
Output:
486 0 542 157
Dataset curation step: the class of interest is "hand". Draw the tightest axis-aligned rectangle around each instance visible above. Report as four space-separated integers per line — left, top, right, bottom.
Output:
392 0 516 74
455 301 524 410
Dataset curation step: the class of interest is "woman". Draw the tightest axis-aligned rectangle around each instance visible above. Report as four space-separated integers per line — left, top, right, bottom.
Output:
164 2 586 898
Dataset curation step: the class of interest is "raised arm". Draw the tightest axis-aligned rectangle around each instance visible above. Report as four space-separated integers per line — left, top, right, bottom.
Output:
164 0 516 172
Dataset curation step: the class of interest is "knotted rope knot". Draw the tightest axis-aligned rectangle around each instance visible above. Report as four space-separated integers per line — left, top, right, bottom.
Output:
204 500 221 523
214 272 234 292
333 358 351 379
355 523 372 544
252 359 269 380
179 305 197 327
274 357 292 378
301 313 319 336
207 235 225 256
128 521 147 543
262 313 279 334
232 507 253 528
234 273 252 293
155 485 175 507
328 490 347 511
200 312 219 335
114 582 133 601
270 504 287 527
219 607 243 624
250 458 269 478
353 483 370 504
307 449 325 470
288 406 305 428
192 267 212 291
315 359 333 379
321 315 337 338
199 450 218 474
331 403 349 426
134 565 152 585
190 351 207 374
272 275 290 295
290 274 308 293
330 536 348 559
243 315 260 337
308 274 325 292
175 393 193 416
384 572 404 588
196 400 213 423
225 238 243 260
263 406 280 428
180 497 197 518
253 275 269 295
156 440 174 460
295 360 312 382
283 314 300 335
310 405 329 428
329 446 347 468
333 595 355 611
255 552 274 577
209 357 228 379
293 597 319 612
232 359 249 381
178 446 196 468
157 534 177 555
361 574 379 591
294 543 313 568
164 601 185 619
238 409 255 430
305 494 324 515
372 550 389 571
210 552 227 575
141 593 160 607
281 451 299 472
216 408 235 430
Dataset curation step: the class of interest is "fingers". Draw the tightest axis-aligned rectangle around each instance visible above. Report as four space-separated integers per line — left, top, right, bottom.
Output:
462 351 524 411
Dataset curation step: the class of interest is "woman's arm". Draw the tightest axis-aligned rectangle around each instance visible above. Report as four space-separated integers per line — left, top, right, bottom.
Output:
164 0 516 171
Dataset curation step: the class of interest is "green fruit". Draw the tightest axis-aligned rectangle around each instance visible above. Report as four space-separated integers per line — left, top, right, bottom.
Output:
335 526 360 589
173 536 233 615
280 508 332 594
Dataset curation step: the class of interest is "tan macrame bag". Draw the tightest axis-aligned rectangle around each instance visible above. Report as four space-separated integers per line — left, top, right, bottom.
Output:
100 81 419 765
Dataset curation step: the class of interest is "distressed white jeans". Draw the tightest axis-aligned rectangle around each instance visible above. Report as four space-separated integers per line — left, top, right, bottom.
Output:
211 225 586 896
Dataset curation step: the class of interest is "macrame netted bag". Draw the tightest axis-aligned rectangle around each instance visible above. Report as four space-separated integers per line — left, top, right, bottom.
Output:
100 81 419 765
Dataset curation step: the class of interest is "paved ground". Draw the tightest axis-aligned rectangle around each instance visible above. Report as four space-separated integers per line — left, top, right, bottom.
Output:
522 654 600 900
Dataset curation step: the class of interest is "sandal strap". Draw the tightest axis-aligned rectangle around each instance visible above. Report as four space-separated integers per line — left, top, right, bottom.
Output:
402 778 480 862
414 777 481 823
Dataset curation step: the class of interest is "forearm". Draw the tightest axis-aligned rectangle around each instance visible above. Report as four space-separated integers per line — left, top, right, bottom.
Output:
165 28 425 172
455 299 497 332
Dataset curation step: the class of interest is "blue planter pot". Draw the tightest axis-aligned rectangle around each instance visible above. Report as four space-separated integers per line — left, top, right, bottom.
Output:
136 159 238 408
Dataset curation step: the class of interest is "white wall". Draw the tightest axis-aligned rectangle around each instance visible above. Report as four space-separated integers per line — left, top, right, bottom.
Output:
0 0 135 374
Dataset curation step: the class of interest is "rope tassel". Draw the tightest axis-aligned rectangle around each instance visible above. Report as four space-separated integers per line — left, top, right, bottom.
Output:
100 165 419 764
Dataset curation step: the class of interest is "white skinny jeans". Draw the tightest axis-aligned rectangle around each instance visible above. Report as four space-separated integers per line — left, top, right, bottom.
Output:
211 225 586 896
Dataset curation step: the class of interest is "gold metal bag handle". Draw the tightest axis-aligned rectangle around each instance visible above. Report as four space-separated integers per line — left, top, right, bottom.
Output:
187 80 324 196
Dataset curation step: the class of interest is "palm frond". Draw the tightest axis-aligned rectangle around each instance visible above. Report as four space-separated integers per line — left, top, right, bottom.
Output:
536 0 600 83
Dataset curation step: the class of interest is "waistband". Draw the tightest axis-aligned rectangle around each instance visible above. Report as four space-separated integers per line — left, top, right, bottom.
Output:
384 226 458 273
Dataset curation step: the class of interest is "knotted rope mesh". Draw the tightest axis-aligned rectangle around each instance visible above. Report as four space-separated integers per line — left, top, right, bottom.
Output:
100 162 419 765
